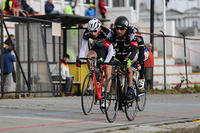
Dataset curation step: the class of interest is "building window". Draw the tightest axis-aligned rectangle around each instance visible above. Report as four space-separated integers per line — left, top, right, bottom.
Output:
103 0 109 6
84 0 95 4
113 0 124 7
192 21 198 27
130 0 136 9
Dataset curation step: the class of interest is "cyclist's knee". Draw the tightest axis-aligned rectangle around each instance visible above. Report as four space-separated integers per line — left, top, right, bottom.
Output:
87 50 97 58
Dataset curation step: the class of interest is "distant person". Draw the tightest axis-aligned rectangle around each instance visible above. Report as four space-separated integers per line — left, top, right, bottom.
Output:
64 1 73 15
45 0 60 15
85 3 96 18
144 43 154 90
61 54 74 96
21 0 36 15
4 34 15 50
12 0 26 16
2 46 16 93
4 34 16 83
2 0 13 13
99 0 106 18
64 0 78 15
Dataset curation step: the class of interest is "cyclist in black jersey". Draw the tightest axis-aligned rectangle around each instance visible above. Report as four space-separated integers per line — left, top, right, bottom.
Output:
132 27 145 89
104 16 143 100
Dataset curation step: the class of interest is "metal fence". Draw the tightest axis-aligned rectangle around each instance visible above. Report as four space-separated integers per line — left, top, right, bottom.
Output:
141 31 200 89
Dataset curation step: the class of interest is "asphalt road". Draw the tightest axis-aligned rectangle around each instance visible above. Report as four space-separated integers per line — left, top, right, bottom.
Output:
0 93 200 133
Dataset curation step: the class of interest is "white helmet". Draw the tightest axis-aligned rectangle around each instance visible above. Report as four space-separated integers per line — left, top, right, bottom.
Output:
87 18 102 31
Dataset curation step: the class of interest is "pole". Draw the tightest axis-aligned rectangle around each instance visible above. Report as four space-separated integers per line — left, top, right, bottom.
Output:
58 36 61 94
160 31 167 90
163 0 166 34
0 10 4 96
150 0 154 89
27 16 31 92
182 34 189 87
150 0 154 52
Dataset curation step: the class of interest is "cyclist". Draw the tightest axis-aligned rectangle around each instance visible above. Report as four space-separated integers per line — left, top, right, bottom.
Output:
104 16 144 100
131 26 146 89
76 18 114 100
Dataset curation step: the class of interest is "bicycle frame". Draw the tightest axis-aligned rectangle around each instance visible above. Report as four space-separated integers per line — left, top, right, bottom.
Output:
81 58 105 100
92 69 104 100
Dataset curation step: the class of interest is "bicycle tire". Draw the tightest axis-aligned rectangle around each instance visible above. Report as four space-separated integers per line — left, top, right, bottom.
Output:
99 97 106 114
124 77 137 121
105 75 118 123
136 79 147 111
81 73 95 115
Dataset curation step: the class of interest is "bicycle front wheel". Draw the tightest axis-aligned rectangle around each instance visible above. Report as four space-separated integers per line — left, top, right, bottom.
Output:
81 73 95 115
124 78 137 121
105 75 118 123
136 84 147 111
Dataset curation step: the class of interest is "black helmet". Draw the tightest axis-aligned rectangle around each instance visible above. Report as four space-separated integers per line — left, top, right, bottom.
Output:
114 16 129 28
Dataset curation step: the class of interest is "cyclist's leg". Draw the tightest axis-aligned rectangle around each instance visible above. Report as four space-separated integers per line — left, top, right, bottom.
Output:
128 67 133 87
105 65 112 92
127 67 134 100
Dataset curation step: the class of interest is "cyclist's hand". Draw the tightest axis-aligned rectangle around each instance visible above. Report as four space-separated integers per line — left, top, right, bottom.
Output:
99 57 104 65
76 56 81 67
125 59 132 68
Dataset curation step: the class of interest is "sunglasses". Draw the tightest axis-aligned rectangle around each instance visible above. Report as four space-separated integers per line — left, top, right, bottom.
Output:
89 30 97 33
115 27 127 30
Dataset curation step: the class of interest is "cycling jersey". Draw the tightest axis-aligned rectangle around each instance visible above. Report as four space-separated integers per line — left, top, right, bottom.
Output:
104 26 138 62
128 25 145 64
79 26 114 63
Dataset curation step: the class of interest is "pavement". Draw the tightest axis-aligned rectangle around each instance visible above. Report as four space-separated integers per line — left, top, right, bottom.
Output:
0 94 200 133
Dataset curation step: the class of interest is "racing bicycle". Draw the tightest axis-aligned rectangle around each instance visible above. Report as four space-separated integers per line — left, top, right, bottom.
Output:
80 57 106 115
104 62 138 122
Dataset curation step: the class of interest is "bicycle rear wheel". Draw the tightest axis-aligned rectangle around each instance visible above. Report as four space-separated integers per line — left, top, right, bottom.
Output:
136 81 146 111
105 75 118 123
124 78 137 121
81 73 95 115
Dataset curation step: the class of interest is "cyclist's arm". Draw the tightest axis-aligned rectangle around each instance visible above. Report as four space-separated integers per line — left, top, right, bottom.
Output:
78 38 88 58
128 41 139 60
104 43 114 63
137 36 145 64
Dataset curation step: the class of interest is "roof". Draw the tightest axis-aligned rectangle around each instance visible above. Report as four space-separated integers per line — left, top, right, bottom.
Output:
3 14 110 27
184 7 200 14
